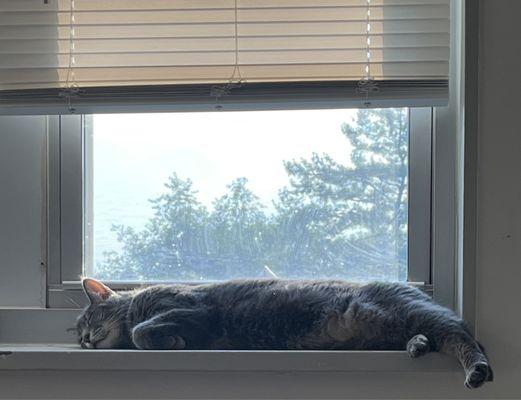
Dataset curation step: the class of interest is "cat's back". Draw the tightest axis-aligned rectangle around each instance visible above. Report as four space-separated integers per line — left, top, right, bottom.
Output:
206 279 429 307
355 281 432 305
206 279 357 308
204 279 358 349
131 280 430 319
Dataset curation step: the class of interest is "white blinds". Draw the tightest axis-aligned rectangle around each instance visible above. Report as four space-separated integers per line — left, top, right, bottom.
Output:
0 0 450 111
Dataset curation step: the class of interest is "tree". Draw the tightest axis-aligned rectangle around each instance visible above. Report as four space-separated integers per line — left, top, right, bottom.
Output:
97 109 408 282
207 177 269 278
278 108 408 281
97 173 208 281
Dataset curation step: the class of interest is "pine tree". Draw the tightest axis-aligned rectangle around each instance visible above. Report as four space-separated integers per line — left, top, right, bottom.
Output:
207 177 269 278
277 108 408 281
98 173 208 281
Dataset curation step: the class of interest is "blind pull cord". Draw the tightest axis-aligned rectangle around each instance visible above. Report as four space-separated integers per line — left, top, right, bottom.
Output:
211 0 245 103
357 0 379 106
58 0 82 113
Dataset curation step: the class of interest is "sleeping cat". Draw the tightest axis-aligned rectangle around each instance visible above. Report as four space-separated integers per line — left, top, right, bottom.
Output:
75 278 493 389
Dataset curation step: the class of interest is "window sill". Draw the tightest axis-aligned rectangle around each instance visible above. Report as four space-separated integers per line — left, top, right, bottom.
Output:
0 344 460 372
0 309 460 373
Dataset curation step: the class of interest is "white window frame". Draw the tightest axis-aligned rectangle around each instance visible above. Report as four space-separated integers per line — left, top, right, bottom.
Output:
0 2 481 397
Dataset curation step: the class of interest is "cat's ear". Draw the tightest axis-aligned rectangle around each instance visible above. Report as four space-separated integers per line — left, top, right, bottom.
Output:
82 278 114 304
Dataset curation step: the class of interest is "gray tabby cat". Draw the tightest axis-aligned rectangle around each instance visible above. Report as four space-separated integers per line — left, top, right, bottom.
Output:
75 278 493 389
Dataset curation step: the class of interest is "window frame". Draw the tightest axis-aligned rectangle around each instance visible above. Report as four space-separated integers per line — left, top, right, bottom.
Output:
0 4 480 394
46 107 437 309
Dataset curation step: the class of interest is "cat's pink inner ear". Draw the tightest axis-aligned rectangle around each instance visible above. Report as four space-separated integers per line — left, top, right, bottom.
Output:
82 278 114 302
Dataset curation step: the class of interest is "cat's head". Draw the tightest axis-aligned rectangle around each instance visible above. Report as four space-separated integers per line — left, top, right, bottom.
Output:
74 278 131 349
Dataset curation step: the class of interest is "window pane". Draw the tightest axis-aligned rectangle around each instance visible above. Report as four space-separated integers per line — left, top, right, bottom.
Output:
85 108 409 282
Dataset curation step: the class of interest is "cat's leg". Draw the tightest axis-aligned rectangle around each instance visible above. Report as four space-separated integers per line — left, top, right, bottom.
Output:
132 321 186 350
132 307 215 350
406 334 430 358
440 331 493 389
408 309 493 389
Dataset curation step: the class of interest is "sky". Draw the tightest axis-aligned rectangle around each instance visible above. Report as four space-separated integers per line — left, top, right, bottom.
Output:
89 109 357 265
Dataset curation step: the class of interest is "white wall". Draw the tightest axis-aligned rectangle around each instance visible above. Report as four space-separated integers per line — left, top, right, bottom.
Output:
0 116 46 307
473 0 521 394
0 1 520 398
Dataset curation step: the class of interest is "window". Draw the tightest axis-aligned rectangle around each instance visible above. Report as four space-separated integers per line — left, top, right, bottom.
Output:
2 0 448 307
47 106 432 306
0 5 468 390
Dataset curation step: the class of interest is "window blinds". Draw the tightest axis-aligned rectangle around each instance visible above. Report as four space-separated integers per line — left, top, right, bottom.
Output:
0 0 450 113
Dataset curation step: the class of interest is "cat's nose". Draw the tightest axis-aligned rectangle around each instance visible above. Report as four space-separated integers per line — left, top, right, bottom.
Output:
81 340 94 349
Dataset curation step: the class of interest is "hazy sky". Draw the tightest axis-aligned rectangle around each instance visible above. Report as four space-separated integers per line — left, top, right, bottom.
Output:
90 109 357 262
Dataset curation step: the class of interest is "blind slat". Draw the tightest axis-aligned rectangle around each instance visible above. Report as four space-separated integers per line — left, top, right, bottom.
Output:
0 20 450 40
0 48 450 69
0 62 449 85
0 6 450 26
0 0 450 13
0 34 450 54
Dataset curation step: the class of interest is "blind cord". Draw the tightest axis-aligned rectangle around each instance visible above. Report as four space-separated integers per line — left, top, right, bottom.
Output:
229 0 243 84
357 0 379 106
59 0 80 113
210 0 244 103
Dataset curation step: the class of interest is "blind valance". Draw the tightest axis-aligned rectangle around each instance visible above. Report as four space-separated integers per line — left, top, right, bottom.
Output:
0 0 450 113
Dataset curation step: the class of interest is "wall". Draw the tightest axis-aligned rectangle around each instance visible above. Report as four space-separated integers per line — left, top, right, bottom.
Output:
0 0 521 398
473 0 521 395
0 116 46 307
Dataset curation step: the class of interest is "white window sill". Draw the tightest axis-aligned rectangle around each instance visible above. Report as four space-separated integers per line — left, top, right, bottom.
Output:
0 309 461 373
0 311 471 398
0 344 460 372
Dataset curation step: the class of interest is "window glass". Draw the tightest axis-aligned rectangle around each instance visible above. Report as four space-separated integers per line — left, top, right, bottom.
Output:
86 108 409 282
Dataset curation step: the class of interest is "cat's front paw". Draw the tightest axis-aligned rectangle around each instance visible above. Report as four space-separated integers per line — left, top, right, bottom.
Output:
465 362 494 389
132 326 186 350
406 334 430 358
134 333 186 350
